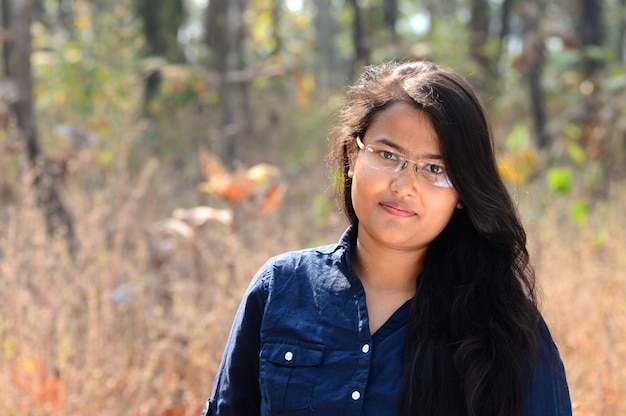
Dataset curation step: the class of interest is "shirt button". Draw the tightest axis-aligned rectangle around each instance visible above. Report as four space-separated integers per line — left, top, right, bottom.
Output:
351 390 361 401
284 351 293 361
361 343 370 354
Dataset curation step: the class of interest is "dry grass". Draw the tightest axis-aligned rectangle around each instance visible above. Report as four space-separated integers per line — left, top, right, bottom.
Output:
523 183 626 416
0 155 339 416
0 158 624 415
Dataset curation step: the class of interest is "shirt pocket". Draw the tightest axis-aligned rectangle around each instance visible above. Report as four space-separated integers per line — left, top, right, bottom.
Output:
259 339 325 413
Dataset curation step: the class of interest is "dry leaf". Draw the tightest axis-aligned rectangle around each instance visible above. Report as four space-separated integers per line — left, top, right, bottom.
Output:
197 148 283 205
151 218 196 242
246 163 280 186
172 206 233 226
146 219 196 269
198 171 257 202
11 360 64 410
257 183 285 213
199 148 227 180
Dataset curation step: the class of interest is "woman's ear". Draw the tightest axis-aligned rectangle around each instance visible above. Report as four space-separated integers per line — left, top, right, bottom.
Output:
456 200 464 209
347 141 358 178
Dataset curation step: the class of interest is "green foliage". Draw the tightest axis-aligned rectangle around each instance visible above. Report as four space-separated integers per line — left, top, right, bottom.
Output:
584 45 615 63
506 124 534 149
314 195 333 224
330 167 344 192
602 70 626 90
546 167 593 227
3 2 626 415
550 49 581 68
133 0 186 61
425 17 472 71
590 229 608 251
569 199 590 227
243 0 318 68
498 124 538 186
547 167 573 195
31 1 146 174
566 142 586 166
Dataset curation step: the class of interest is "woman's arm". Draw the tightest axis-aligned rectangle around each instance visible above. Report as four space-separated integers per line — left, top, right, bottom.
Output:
202 267 269 416
524 317 572 416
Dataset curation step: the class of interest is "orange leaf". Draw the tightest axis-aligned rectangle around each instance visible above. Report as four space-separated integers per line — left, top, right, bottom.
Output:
199 148 227 180
162 405 204 416
12 361 64 411
223 173 257 201
163 407 186 416
258 183 284 213
222 184 252 201
198 149 284 206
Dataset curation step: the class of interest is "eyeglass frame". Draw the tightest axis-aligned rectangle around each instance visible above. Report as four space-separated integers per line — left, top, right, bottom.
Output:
355 136 453 189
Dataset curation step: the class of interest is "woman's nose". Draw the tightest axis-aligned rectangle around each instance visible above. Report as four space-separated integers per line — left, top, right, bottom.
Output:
389 166 418 196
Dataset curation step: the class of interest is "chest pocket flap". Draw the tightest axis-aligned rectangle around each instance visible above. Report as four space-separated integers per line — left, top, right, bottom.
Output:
262 340 325 367
260 340 325 411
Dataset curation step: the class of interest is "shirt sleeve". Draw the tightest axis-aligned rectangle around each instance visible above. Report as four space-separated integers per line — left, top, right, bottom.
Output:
524 317 572 416
202 262 270 416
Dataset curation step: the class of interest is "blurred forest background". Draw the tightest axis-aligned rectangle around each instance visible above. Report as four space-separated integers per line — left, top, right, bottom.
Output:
1 0 625 414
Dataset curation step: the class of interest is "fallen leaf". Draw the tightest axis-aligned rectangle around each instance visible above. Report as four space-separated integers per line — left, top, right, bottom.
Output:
257 183 285 214
172 206 233 226
11 360 64 411
199 148 227 180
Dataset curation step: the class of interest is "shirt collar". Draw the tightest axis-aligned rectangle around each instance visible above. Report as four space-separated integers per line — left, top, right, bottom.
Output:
315 226 356 257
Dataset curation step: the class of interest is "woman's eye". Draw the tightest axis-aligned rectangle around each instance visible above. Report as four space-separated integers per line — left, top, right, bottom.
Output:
378 150 398 161
426 163 445 174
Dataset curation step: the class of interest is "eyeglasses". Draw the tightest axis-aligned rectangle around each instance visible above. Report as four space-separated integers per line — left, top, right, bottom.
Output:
356 137 453 188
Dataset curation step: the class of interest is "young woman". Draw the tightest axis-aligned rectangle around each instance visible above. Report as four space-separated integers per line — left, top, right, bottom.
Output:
201 60 572 416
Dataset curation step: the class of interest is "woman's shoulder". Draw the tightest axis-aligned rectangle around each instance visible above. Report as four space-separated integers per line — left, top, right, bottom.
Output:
535 315 563 359
249 230 355 298
525 315 572 415
262 242 345 276
263 227 354 273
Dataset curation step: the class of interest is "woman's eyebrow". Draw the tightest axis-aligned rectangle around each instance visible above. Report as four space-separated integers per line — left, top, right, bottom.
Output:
373 138 409 153
421 153 444 160
373 138 444 160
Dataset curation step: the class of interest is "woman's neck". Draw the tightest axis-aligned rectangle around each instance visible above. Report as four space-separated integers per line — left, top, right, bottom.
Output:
352 235 424 293
351 238 421 334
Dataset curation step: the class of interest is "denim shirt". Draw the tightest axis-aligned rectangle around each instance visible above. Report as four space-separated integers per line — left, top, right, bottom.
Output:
203 227 572 416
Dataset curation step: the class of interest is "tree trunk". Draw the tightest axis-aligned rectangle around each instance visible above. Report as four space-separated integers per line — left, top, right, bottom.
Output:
204 0 252 167
577 0 612 197
134 0 186 62
579 0 606 78
1 0 11 77
519 1 550 149
270 0 282 56
617 0 625 62
347 0 370 81
383 0 398 42
10 0 78 258
204 0 228 72
314 0 341 90
469 0 495 99
495 0 516 70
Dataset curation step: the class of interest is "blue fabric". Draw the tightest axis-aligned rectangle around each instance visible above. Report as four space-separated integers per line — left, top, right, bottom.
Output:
203 227 572 416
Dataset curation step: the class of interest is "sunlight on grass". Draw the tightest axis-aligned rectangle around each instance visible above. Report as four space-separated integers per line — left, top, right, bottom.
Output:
1 171 624 415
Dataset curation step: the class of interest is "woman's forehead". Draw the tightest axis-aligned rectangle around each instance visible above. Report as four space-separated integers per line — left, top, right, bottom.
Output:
365 102 441 155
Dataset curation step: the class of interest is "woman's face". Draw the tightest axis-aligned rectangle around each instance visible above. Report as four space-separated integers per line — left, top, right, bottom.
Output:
348 101 460 256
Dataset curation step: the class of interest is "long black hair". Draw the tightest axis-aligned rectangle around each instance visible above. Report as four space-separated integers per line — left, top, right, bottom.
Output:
330 60 540 416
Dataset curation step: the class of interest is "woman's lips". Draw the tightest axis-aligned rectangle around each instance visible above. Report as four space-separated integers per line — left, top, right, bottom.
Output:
380 202 416 217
